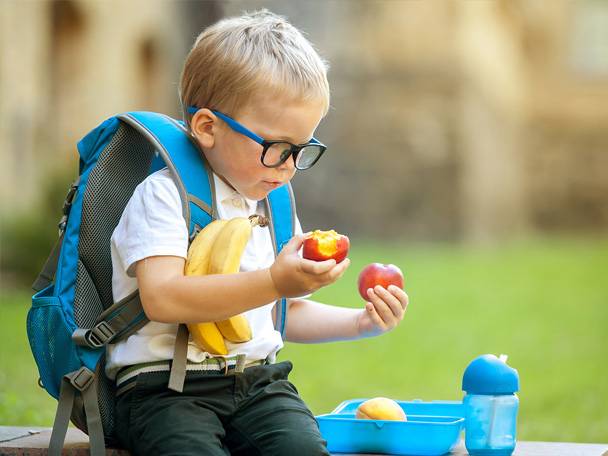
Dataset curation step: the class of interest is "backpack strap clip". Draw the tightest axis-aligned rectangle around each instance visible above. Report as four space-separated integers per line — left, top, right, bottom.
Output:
72 321 117 349
88 321 116 347
72 291 147 349
69 366 95 391
58 179 79 235
62 182 79 216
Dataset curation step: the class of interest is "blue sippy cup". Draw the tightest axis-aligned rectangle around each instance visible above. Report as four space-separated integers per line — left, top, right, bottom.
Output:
462 354 520 456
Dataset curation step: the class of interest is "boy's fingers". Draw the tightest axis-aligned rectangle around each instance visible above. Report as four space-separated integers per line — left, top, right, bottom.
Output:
388 286 409 310
299 260 316 274
367 288 395 324
312 258 350 284
374 285 404 317
316 259 337 274
338 257 350 270
282 235 305 254
300 258 336 274
328 258 350 281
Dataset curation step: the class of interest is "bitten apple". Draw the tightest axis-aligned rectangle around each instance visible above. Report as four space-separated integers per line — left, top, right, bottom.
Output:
356 397 407 421
358 263 404 300
302 230 350 264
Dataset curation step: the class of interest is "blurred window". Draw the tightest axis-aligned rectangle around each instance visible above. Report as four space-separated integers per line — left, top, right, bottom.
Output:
569 1 608 77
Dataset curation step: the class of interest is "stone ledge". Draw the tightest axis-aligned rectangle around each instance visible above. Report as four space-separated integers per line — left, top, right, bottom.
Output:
1 426 607 456
0 427 129 456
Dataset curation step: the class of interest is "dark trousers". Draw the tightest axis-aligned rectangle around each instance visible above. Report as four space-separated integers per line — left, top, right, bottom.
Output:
114 360 330 456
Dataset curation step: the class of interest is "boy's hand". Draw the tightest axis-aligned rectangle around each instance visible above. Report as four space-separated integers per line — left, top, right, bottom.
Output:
270 234 350 298
356 285 409 338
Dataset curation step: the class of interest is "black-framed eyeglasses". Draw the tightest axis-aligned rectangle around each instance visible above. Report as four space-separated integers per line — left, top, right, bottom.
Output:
187 106 327 170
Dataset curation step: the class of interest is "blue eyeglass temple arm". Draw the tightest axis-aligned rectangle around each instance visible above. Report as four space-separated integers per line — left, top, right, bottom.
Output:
187 106 323 147
309 137 322 146
187 106 265 145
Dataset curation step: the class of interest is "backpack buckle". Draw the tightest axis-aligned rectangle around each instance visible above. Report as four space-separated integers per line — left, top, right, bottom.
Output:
57 215 68 235
188 224 202 243
62 183 78 216
57 182 79 235
87 321 116 348
69 367 95 392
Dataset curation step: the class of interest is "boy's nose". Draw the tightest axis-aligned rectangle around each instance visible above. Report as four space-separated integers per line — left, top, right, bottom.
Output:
278 155 297 173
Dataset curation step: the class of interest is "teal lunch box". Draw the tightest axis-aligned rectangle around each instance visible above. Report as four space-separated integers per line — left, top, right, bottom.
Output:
316 399 465 455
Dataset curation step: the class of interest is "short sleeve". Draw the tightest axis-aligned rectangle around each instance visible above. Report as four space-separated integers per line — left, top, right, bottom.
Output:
111 172 189 277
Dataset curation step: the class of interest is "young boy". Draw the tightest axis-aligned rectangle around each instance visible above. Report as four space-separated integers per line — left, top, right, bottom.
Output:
107 10 409 455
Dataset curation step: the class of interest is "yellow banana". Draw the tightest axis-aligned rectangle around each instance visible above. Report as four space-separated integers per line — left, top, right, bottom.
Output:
215 316 251 343
209 216 267 343
188 322 227 356
208 217 255 275
186 219 228 275
185 219 229 355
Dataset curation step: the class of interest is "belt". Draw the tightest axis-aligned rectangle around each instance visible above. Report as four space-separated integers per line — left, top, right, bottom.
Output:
115 355 266 397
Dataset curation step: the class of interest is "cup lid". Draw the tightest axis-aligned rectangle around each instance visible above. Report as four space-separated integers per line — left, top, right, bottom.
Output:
462 354 519 394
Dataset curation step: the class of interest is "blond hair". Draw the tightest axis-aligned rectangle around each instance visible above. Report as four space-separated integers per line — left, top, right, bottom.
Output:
179 9 330 128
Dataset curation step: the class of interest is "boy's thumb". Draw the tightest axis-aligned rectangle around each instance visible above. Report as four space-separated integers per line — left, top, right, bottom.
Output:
281 234 305 253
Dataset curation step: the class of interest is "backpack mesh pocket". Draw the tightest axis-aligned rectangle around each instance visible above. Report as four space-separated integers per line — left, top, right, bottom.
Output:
27 285 81 399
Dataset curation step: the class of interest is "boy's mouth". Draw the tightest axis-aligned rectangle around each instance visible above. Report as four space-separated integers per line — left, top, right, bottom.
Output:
262 180 283 189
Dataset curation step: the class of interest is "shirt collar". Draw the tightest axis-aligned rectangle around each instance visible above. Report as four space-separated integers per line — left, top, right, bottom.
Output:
213 174 259 213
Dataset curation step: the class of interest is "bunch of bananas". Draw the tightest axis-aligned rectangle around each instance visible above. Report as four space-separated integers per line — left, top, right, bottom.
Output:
185 215 268 355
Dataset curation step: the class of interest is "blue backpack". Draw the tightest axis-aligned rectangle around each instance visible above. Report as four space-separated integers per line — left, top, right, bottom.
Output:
28 112 295 455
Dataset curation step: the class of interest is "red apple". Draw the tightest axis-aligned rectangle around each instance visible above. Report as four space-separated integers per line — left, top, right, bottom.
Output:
358 263 404 300
302 229 350 264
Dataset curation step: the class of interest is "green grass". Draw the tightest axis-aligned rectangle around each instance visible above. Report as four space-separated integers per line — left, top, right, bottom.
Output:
1 236 607 442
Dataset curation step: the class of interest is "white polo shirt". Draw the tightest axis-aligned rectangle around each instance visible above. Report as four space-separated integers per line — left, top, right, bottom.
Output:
105 167 303 380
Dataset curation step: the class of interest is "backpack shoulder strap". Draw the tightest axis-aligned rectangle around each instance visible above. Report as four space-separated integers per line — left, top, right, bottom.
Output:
265 182 297 338
119 112 217 233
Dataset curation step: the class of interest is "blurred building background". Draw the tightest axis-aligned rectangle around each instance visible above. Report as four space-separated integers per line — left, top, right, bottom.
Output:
1 0 607 256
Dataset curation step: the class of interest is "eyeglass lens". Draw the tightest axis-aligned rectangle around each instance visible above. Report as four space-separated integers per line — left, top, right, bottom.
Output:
263 143 322 169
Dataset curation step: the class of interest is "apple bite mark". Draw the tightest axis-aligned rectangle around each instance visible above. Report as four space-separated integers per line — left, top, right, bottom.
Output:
302 229 350 263
315 230 339 257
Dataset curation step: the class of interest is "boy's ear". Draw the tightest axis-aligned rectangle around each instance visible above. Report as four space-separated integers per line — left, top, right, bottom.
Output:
190 108 218 149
